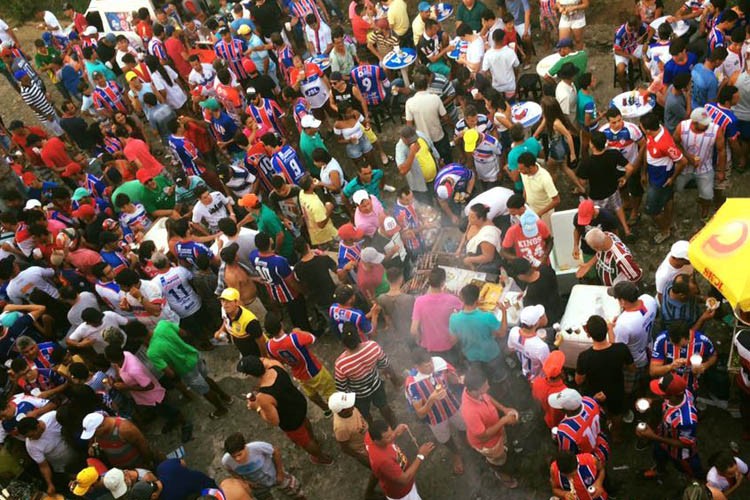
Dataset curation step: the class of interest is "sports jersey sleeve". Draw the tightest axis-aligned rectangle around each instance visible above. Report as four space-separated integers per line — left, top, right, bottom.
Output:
538 220 551 239
275 256 293 279
501 225 517 249
614 26 625 50
357 313 374 336
651 335 667 363
699 332 715 357
294 331 316 346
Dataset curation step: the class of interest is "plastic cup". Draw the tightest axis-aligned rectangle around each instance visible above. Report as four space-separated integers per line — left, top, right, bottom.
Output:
690 354 703 370
284 22 292 31
637 422 647 432
635 398 650 413
551 426 558 440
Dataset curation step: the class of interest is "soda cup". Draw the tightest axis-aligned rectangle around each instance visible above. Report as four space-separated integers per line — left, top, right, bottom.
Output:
637 422 647 432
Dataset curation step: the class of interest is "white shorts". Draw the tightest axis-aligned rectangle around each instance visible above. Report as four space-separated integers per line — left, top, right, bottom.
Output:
428 412 466 444
41 116 65 137
387 483 421 500
614 46 644 68
515 23 529 38
559 13 586 30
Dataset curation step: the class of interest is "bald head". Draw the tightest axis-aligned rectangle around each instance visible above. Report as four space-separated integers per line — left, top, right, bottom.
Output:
584 228 610 251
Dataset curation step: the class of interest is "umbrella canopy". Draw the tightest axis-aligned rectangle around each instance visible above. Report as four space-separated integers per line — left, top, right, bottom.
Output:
688 198 750 311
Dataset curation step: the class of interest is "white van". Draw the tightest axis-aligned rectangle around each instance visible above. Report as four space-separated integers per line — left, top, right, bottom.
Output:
81 0 158 49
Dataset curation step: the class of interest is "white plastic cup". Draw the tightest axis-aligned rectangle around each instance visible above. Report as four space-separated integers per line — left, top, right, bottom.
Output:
635 398 650 413
284 22 292 31
551 426 558 440
637 422 647 432
690 354 703 370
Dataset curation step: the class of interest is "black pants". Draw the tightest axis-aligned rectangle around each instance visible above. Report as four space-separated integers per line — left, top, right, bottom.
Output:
233 335 260 357
398 29 414 48
285 296 312 331
434 135 452 163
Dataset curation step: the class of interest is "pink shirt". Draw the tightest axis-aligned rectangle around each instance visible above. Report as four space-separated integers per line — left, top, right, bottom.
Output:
119 351 166 406
68 248 103 278
123 138 164 177
353 196 384 237
412 292 463 352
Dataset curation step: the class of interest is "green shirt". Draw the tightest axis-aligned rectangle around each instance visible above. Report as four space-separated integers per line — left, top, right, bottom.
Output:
576 89 597 131
140 175 176 214
34 47 61 82
507 137 542 191
449 309 502 362
456 1 489 32
548 51 589 79
299 131 326 175
111 180 145 212
147 320 199 375
342 169 385 203
257 204 294 259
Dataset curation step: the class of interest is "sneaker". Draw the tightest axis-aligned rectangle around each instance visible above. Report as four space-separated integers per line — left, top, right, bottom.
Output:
622 410 635 424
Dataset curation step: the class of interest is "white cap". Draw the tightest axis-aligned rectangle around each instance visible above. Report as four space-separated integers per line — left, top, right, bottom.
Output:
103 468 127 498
669 240 690 260
383 216 399 232
300 114 322 129
80 412 105 440
328 392 356 414
24 199 42 210
351 189 370 206
360 247 385 264
520 304 545 327
436 184 450 200
83 26 98 36
548 388 583 411
690 107 711 127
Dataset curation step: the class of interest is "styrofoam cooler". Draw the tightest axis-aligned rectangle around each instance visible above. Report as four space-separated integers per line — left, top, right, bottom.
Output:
549 209 581 296
558 285 622 368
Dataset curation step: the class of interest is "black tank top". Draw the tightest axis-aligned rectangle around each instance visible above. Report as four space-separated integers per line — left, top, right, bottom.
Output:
259 366 307 431
333 82 364 114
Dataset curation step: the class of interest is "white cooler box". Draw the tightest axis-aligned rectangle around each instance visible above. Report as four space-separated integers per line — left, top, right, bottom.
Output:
558 284 621 368
549 209 581 296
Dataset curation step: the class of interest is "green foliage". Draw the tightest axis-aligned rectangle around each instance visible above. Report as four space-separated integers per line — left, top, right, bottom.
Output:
2 0 88 23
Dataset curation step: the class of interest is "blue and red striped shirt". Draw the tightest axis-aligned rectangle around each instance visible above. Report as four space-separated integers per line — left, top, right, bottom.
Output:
329 304 372 341
405 357 460 425
350 64 389 106
93 82 127 113
659 391 699 460
271 145 306 185
556 396 610 464
246 98 286 136
249 251 297 303
215 38 249 80
266 331 322 381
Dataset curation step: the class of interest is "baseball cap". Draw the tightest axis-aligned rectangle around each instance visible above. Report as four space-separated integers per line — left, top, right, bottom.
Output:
104 33 116 44
84 26 98 36
520 304 545 326
337 222 364 241
436 182 454 200
72 467 100 496
577 199 595 226
607 280 639 302
669 240 690 260
125 71 139 82
237 24 252 36
690 107 711 127
102 218 119 231
328 392 356 414
301 114 322 129
548 388 583 411
72 204 95 219
361 247 385 264
0 311 20 328
103 468 127 498
246 86 258 97
238 193 260 208
219 287 240 301
21 171 37 186
418 1 431 11
62 162 83 177
136 169 155 184
71 187 90 202
242 57 257 74
650 372 688 397
351 189 370 206
556 38 574 49
199 97 220 110
13 70 27 81
383 216 399 232
463 129 480 153
24 199 42 210
80 412 105 440
129 481 157 500
520 210 539 238
542 351 565 378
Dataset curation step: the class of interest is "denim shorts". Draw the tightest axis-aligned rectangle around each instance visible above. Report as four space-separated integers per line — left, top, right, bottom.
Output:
345 134 373 159
549 136 569 161
181 358 210 395
675 169 714 200
645 184 674 215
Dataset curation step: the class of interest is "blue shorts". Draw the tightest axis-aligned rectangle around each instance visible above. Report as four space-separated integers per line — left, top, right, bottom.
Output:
549 136 569 161
645 184 674 215
345 134 373 159
738 119 750 140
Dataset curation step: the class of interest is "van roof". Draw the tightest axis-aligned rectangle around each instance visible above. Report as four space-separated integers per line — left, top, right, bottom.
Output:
86 0 156 14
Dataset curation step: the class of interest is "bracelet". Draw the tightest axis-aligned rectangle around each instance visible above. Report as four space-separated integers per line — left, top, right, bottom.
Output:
416 454 425 461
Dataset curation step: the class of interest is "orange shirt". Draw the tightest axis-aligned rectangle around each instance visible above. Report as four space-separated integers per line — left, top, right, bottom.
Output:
531 377 567 428
461 390 503 449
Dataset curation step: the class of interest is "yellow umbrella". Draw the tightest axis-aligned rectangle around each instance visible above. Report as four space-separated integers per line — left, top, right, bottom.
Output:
688 198 750 311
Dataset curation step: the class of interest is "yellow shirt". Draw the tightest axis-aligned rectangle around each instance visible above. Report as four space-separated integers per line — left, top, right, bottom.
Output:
299 191 338 245
519 165 559 215
387 0 410 36
415 137 437 182
412 15 426 46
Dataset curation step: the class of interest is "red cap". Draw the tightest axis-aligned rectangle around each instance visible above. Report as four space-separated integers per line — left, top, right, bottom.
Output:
21 172 38 186
136 169 155 184
650 373 688 397
241 58 257 74
238 193 260 208
542 350 565 378
72 203 95 219
61 162 83 177
577 199 595 226
337 223 364 241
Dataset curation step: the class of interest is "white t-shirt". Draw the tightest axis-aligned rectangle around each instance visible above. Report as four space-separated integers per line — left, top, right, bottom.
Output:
7 267 59 304
192 191 233 232
507 327 550 380
613 294 657 368
465 186 514 220
124 279 180 328
654 257 694 299
153 266 202 318
482 46 520 93
68 292 100 328
320 158 346 203
305 22 333 55
466 224 503 255
0 19 12 44
43 11 66 37
555 80 577 122
465 36 485 66
116 48 139 70
218 229 259 267
707 457 748 491
0 394 49 444
188 63 217 88
152 66 188 110
68 311 129 354
25 411 75 472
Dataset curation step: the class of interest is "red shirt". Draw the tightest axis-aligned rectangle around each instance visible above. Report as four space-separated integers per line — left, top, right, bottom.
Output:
185 121 212 153
351 15 372 45
461 390 503 449
165 37 192 78
531 377 567 428
13 127 48 166
364 433 413 499
123 138 164 177
136 20 154 43
73 12 88 34
502 220 552 265
41 137 72 171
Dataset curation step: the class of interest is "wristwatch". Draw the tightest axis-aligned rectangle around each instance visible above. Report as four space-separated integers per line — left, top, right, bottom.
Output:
416 454 425 461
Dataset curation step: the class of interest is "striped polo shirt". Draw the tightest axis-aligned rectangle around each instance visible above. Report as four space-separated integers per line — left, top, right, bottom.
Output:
20 82 55 121
334 340 389 398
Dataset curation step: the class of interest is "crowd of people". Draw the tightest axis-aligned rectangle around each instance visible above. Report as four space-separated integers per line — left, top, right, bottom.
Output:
0 0 749 498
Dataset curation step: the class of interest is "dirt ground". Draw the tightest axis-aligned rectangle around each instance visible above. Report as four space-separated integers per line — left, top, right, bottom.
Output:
2 1 750 499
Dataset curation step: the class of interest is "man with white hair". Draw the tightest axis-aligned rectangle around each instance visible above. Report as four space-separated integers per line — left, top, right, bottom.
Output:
654 240 695 303
575 227 642 286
